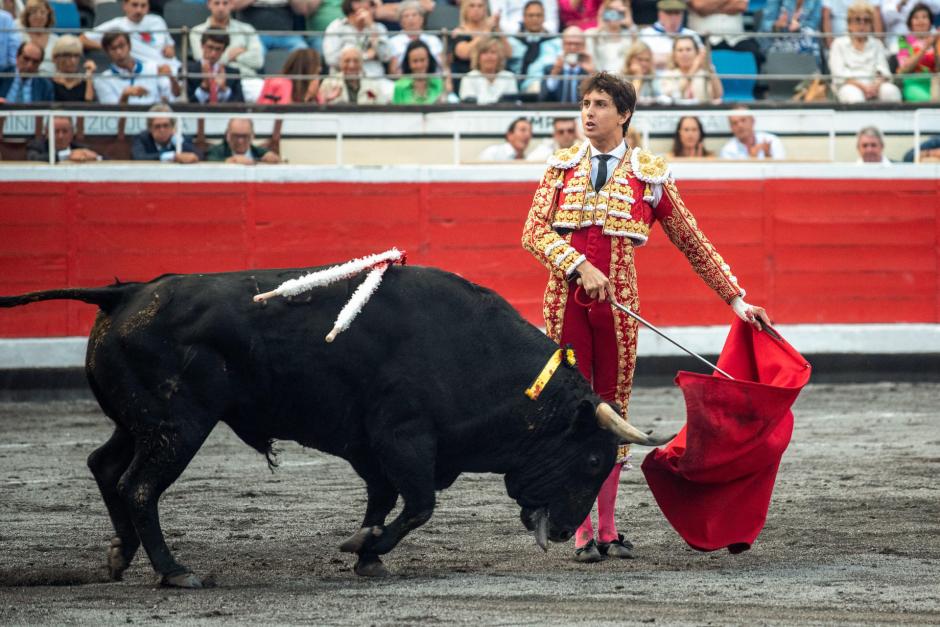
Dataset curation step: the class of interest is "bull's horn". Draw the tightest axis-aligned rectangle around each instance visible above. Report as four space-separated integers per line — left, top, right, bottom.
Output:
595 403 675 446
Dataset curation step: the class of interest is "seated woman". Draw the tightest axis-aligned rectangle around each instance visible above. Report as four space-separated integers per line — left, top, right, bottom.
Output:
51 35 96 102
393 39 444 103
667 115 715 158
620 40 663 104
658 35 722 104
448 0 510 94
388 1 444 71
319 45 392 104
258 49 323 104
585 0 636 72
830 1 902 103
894 3 939 102
458 36 518 104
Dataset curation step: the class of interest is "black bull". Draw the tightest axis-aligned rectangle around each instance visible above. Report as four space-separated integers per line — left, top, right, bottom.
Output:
0 264 672 586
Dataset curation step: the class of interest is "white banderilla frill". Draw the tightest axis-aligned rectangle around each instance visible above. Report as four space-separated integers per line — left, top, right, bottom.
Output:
253 248 405 342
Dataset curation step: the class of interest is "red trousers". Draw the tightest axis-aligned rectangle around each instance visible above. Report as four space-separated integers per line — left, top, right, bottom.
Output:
562 226 624 547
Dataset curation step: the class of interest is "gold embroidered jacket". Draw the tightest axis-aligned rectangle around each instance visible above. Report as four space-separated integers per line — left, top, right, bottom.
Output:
521 141 745 414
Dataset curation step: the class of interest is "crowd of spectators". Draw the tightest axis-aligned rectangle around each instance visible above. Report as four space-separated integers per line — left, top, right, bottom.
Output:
0 0 937 105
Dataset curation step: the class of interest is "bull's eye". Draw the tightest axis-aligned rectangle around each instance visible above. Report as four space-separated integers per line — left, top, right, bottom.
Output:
587 453 601 473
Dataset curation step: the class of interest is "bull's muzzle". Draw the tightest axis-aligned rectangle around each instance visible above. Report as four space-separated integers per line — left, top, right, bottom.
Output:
595 403 676 446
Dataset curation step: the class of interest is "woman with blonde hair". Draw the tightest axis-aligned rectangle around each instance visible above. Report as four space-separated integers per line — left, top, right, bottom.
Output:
829 1 902 103
18 0 56 74
258 49 322 104
658 35 722 103
458 35 518 103
448 0 510 92
621 40 661 103
51 35 96 102
585 0 636 72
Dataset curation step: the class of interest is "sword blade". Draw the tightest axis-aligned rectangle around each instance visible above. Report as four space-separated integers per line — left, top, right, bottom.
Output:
609 299 736 381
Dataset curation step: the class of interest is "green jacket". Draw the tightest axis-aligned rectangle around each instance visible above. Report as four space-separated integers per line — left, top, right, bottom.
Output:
206 140 269 162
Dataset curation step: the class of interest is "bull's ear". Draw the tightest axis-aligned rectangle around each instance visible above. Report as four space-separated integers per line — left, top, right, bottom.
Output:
570 399 598 435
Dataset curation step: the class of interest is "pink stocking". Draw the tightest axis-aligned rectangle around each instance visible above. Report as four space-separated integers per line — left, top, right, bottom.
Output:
597 463 623 543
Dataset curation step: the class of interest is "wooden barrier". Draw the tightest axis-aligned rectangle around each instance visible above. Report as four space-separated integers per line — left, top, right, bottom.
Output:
1 175 938 338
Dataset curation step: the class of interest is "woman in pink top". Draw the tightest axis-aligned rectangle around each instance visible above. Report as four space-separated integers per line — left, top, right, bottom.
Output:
894 3 939 102
257 49 323 104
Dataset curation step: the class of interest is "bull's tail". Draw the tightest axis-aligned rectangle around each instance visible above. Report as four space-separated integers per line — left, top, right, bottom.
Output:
0 284 138 312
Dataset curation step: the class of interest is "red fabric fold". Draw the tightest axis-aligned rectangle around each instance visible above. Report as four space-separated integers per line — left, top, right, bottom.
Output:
641 318 811 553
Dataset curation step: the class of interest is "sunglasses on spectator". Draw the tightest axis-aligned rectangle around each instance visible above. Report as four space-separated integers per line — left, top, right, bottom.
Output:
21 55 42 64
55 52 82 58
151 122 174 130
848 16 872 22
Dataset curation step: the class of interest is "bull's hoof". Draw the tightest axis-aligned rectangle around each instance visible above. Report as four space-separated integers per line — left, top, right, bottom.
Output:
160 571 204 589
354 555 390 578
340 526 383 553
107 536 131 581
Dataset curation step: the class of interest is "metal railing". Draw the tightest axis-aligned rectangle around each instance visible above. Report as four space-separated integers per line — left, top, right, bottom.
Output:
3 106 938 165
3 25 940 102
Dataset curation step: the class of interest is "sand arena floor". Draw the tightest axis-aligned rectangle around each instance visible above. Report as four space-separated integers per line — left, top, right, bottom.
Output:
1 382 938 625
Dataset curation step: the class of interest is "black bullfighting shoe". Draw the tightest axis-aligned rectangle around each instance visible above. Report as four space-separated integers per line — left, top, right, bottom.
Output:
598 534 635 559
573 539 605 563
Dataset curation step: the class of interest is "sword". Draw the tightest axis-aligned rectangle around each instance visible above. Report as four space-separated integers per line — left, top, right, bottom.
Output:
574 286 736 380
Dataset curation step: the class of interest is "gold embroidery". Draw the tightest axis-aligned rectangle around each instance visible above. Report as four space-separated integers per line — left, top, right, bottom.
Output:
660 181 743 304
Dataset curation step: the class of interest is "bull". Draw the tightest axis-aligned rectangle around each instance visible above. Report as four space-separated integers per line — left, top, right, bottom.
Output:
0 264 672 587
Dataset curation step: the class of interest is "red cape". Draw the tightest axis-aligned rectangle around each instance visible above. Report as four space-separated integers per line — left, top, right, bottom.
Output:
641 318 811 553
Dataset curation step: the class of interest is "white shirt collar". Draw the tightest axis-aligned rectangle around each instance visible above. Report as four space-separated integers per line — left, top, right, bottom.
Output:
589 139 627 161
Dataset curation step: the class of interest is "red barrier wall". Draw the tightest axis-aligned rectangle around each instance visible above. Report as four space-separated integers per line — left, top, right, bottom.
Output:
1 178 938 338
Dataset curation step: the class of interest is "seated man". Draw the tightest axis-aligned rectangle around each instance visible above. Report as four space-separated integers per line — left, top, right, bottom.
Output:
26 116 102 162
855 126 891 164
94 31 177 104
540 26 593 102
492 0 560 33
0 42 54 102
720 106 786 160
185 32 246 103
527 116 578 162
82 0 181 73
206 117 282 164
132 104 201 162
478 116 532 161
190 0 265 77
508 0 561 93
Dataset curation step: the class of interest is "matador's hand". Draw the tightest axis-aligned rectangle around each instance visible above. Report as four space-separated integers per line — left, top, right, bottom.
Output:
575 261 612 303
731 296 773 331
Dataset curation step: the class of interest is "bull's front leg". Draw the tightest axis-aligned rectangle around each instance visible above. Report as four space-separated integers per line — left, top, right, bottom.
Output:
340 464 399 577
355 429 436 575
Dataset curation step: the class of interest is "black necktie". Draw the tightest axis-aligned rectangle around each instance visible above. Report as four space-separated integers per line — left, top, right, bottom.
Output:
594 154 611 191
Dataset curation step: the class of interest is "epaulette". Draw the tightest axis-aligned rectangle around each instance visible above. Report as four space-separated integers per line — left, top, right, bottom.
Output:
630 147 672 185
547 141 590 170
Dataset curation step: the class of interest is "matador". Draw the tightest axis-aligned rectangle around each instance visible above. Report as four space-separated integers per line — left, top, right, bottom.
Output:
522 72 770 563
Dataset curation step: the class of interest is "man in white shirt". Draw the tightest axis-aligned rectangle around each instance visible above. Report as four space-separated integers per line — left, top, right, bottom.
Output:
687 0 762 72
491 0 560 33
94 30 177 104
720 107 786 159
527 116 578 161
82 0 181 72
638 0 702 71
479 117 532 160
190 0 265 76
855 126 892 164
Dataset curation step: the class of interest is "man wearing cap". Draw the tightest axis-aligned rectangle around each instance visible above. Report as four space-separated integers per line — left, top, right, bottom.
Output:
638 0 702 71
522 71 771 563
